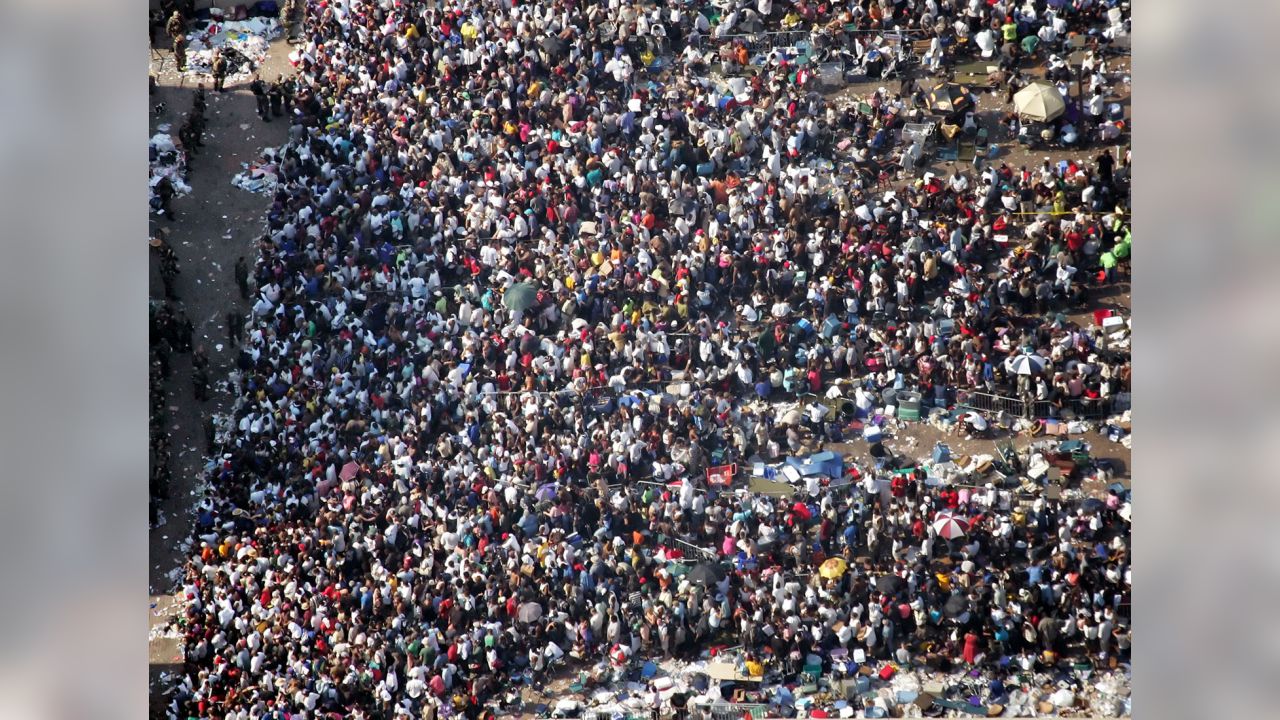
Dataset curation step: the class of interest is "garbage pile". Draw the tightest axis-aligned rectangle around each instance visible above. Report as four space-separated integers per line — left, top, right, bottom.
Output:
183 18 280 81
230 146 281 194
148 128 190 208
518 647 1131 719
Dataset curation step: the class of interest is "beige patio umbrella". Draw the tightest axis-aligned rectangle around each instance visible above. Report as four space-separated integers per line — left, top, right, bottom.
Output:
1013 81 1066 122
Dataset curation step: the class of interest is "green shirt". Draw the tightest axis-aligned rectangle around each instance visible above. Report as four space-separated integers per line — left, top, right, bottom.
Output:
1002 23 1019 41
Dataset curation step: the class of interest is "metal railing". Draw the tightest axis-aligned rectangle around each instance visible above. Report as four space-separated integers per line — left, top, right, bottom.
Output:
708 703 767 720
956 390 1027 417
670 537 719 563
585 710 657 720
958 390 1116 420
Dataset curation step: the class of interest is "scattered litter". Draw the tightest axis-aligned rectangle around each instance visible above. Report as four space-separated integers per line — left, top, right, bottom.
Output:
183 19 282 83
231 146 282 194
149 131 191 210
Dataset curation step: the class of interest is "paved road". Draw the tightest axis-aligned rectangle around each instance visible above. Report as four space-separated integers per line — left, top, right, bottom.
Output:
147 38 293 700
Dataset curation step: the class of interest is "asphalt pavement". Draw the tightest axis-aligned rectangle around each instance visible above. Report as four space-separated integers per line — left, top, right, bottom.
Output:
147 39 293 698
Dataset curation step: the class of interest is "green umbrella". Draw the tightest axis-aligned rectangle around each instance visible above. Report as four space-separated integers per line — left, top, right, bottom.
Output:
502 282 539 312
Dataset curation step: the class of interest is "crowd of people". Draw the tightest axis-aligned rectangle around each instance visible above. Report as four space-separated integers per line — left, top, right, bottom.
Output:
164 2 1132 719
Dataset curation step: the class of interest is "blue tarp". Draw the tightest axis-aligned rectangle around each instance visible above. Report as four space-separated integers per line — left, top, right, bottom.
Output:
784 451 844 479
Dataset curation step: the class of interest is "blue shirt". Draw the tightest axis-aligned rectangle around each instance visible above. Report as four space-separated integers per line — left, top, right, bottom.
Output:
1027 564 1044 584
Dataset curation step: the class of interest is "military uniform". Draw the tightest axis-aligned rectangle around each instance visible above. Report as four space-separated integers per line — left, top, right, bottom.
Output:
212 53 229 92
154 176 177 221
166 12 187 70
250 77 271 121
234 257 250 299
268 79 285 117
282 0 302 41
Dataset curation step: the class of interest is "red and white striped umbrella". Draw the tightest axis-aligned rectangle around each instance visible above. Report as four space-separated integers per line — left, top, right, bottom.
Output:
932 513 970 540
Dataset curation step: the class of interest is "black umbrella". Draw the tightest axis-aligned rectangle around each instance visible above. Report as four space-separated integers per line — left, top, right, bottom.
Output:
926 83 972 114
687 563 727 586
943 594 969 619
876 574 906 595
540 36 567 60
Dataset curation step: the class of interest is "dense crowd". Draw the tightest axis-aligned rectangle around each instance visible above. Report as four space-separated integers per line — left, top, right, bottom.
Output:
165 2 1132 719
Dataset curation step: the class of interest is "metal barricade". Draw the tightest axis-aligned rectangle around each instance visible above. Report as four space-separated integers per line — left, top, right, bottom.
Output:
707 29 814 59
956 390 1027 418
708 703 767 720
585 710 657 720
671 537 718 563
959 392 1114 420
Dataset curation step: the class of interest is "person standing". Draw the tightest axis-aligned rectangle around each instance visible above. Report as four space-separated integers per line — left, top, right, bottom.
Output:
173 35 188 72
226 310 244 347
282 0 302 43
234 256 250 299
212 51 229 92
268 78 285 117
192 83 207 117
204 415 217 455
279 73 296 116
963 629 980 665
1095 148 1115 187
153 176 177 221
152 232 181 296
179 112 201 162
192 365 210 402
166 11 187 70
176 311 194 353
250 75 271 121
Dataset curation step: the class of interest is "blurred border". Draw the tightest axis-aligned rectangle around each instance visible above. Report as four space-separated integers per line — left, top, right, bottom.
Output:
0 1 148 719
1136 0 1280 718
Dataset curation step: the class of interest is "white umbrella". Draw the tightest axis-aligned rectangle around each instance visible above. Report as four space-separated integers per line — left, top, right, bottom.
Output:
932 513 969 540
1005 353 1047 376
1013 81 1067 122
518 601 544 623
